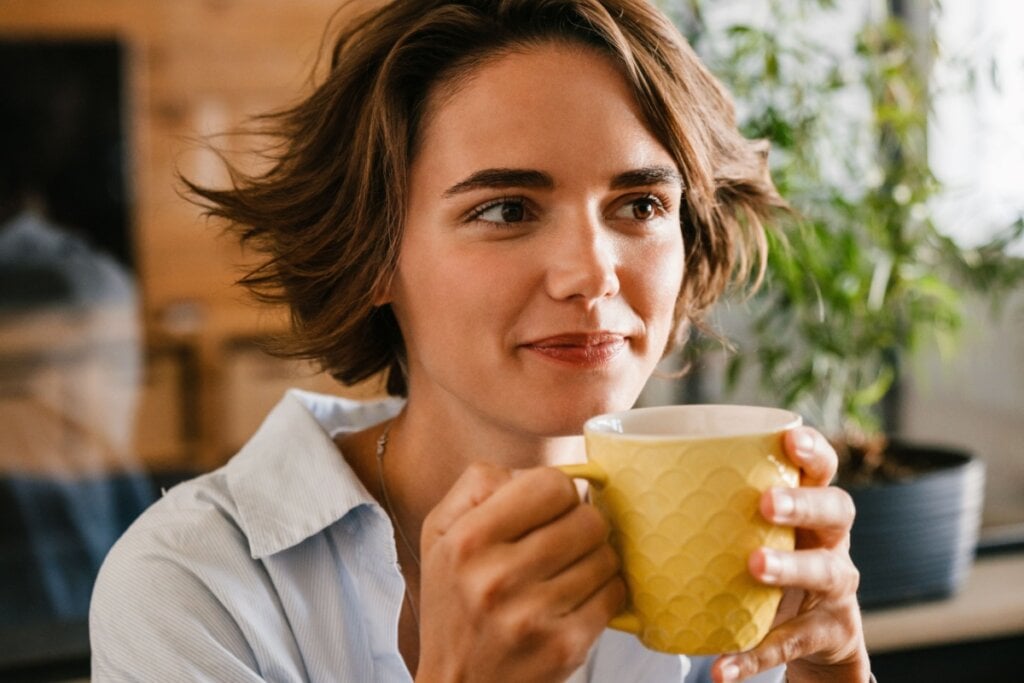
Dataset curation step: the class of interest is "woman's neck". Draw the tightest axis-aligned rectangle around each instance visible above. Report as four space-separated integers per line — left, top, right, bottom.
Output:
381 400 587 536
336 396 587 546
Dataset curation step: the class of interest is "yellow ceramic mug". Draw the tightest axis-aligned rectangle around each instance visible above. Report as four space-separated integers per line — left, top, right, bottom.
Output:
560 404 801 655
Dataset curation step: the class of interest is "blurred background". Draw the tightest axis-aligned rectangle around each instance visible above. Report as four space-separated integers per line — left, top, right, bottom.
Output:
0 0 1021 681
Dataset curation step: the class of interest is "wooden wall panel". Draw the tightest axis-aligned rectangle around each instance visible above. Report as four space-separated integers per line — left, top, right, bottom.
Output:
2 0 337 323
1 0 383 470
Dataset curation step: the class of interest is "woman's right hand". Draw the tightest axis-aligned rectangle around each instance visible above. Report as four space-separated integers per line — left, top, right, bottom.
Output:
415 463 625 683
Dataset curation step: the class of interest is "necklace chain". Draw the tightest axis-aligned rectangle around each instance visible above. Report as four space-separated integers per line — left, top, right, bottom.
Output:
375 421 421 627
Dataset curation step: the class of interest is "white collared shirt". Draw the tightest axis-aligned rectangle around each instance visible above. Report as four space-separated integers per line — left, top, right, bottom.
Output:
90 389 782 682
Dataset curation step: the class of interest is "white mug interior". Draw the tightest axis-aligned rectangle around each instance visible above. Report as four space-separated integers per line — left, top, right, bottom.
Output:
585 404 803 439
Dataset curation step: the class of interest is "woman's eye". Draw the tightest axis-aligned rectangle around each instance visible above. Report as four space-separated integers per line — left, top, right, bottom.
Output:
615 196 664 221
473 200 528 224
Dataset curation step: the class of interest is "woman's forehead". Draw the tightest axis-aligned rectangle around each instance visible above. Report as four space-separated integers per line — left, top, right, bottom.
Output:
411 42 677 192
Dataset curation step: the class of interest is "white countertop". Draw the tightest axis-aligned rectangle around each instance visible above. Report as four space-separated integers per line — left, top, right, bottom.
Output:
862 552 1024 653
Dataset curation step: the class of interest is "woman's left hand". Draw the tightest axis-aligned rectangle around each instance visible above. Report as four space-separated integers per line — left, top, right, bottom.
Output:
712 427 872 683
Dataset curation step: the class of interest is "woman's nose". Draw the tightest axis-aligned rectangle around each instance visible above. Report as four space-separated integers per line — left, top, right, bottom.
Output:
544 215 621 305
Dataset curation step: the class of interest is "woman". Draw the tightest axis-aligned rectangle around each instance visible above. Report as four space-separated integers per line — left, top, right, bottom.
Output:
90 1 872 681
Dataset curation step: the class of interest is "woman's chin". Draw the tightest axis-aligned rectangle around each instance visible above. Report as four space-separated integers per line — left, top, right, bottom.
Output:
523 392 639 437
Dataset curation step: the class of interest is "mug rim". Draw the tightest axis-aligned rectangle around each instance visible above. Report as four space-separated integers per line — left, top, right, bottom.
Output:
584 404 803 440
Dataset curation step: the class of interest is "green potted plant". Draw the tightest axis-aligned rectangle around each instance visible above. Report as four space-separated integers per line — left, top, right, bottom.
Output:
667 1 1024 606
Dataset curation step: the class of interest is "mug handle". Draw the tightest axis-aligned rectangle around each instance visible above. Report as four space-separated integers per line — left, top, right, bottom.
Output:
555 462 642 637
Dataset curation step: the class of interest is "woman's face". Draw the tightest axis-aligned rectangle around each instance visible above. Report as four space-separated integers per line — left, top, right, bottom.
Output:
386 42 685 437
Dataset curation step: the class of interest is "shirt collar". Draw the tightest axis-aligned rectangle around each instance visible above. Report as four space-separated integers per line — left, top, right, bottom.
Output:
227 388 403 559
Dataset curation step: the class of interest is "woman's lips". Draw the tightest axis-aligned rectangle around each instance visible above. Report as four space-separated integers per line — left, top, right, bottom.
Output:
522 333 628 367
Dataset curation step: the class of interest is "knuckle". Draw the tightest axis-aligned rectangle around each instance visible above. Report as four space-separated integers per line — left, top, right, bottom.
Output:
821 554 842 592
839 595 864 634
846 561 861 595
503 605 544 644
815 431 838 463
839 491 856 524
466 566 509 612
818 550 861 597
549 628 591 671
791 490 810 520
776 630 808 665
838 488 857 523
444 523 484 565
743 647 769 674
750 630 810 672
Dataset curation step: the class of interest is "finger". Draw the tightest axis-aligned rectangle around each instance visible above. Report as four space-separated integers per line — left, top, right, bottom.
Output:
423 462 512 539
458 466 580 544
749 547 860 598
712 611 825 682
439 499 611 614
785 428 837 487
539 542 621 614
514 501 610 579
552 573 627 663
769 586 806 627
760 486 855 544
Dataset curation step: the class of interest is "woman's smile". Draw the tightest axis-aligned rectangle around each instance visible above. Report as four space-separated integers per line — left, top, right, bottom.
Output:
519 332 629 368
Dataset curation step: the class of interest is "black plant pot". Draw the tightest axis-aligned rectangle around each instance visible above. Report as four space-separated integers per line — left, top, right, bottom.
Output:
843 442 985 609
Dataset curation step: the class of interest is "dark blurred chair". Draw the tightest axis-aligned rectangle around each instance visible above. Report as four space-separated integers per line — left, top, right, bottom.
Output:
0 210 155 678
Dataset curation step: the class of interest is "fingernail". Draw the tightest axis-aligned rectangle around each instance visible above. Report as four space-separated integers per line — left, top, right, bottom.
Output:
760 549 782 583
794 431 814 457
720 659 741 682
772 489 795 520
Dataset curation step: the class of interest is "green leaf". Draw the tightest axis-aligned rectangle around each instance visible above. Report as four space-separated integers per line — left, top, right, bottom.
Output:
683 0 1024 440
849 366 894 408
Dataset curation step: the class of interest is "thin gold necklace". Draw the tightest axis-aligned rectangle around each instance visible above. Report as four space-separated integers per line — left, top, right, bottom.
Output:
375 422 421 626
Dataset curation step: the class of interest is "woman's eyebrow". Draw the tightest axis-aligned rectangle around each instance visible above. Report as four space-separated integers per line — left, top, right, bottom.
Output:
441 165 683 198
609 166 684 190
443 168 553 197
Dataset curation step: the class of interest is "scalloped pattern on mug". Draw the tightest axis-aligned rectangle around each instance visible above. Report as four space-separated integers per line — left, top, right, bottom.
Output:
587 434 798 655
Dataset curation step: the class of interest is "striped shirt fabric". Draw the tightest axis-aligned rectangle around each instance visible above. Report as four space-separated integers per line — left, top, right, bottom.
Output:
90 389 783 682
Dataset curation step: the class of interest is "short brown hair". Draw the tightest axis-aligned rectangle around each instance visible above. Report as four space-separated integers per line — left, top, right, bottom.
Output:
187 0 784 396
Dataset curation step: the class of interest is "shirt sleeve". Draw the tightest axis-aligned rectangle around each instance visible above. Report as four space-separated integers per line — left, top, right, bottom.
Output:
90 550 260 681
89 523 271 682
88 496 311 683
